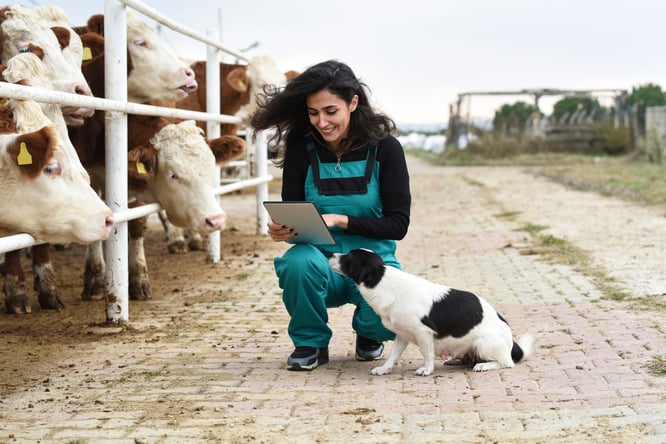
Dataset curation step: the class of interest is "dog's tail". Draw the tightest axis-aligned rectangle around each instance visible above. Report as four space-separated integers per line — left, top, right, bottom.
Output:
511 333 534 363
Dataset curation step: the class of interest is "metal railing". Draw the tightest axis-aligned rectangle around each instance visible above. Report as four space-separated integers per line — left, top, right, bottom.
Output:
0 0 272 322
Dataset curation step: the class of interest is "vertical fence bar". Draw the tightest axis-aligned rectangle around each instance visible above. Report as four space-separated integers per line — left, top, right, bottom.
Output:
104 0 129 323
205 29 222 263
254 130 269 235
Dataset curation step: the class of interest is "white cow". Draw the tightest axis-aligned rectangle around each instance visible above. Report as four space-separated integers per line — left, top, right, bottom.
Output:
74 11 197 102
0 5 94 125
1 51 101 313
79 116 237 301
0 98 114 314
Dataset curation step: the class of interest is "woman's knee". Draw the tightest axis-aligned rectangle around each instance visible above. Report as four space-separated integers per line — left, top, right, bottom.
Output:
275 245 329 279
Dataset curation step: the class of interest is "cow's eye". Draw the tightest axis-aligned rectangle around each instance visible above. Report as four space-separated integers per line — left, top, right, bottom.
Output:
43 161 62 176
18 45 30 53
169 172 179 182
133 39 147 48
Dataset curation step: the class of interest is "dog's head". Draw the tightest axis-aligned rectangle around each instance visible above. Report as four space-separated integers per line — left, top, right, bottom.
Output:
329 248 385 289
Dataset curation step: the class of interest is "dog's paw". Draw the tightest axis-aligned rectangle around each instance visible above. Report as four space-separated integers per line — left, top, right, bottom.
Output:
415 366 434 376
472 361 504 372
370 365 392 375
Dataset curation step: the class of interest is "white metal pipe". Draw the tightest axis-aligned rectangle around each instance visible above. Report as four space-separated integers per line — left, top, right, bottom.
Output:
214 175 273 195
120 0 248 62
104 0 129 324
254 130 270 235
0 234 42 254
0 82 241 124
113 203 162 224
205 29 222 263
0 1 276 319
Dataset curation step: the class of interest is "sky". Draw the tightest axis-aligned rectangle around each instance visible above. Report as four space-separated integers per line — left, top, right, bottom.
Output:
28 0 666 128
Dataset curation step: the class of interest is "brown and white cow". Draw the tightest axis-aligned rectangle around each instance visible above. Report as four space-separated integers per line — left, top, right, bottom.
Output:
0 5 94 125
0 97 114 313
175 54 286 137
0 5 101 313
159 55 286 252
74 115 244 301
73 12 197 103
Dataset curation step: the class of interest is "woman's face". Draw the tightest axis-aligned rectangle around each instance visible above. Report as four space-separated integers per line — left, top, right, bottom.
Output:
306 89 358 150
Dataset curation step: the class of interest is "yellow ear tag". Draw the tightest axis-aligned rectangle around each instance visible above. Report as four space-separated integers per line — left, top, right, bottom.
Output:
82 47 93 61
0 97 7 105
136 161 147 174
17 142 33 166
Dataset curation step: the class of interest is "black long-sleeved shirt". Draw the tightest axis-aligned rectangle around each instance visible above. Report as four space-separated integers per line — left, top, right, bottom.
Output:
281 133 411 240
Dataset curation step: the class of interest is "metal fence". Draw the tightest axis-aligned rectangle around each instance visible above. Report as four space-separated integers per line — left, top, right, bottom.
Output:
0 0 272 322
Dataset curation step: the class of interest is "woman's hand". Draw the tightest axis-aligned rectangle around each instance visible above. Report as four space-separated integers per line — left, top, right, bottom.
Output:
267 219 297 242
322 214 348 230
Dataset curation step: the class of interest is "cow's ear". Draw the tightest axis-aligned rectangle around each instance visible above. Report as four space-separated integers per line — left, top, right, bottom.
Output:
207 135 246 164
226 68 249 93
7 127 55 179
127 145 157 186
284 70 300 82
79 32 104 61
50 26 71 50
87 14 105 36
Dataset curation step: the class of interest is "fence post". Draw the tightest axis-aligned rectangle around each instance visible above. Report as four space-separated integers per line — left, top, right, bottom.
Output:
254 130 269 235
205 29 222 263
104 0 129 323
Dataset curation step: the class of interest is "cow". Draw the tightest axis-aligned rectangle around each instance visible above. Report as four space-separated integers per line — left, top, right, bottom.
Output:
159 55 286 253
72 12 197 103
0 5 94 125
3 7 197 309
74 115 244 301
0 4 102 313
0 96 114 314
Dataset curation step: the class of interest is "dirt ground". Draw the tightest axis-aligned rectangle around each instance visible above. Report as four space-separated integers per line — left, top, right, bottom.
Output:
0 155 664 443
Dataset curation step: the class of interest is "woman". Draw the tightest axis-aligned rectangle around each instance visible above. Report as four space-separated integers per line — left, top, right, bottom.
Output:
250 60 411 371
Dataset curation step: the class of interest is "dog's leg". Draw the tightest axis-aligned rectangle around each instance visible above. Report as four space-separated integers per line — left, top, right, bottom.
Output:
414 334 436 376
370 336 409 375
472 342 515 372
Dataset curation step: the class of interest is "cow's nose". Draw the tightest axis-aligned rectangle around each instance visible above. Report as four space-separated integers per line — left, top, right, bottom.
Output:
182 67 197 92
74 83 92 97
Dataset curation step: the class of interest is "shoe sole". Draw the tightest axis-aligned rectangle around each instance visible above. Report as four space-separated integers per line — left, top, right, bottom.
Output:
287 356 329 371
355 353 383 362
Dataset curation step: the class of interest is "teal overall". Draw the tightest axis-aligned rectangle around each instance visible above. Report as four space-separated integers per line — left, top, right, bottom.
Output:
274 144 399 348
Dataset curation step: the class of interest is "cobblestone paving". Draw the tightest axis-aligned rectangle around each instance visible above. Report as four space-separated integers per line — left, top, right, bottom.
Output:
0 156 664 443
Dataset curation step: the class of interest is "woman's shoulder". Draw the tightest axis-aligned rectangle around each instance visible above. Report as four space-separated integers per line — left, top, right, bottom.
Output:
376 136 405 158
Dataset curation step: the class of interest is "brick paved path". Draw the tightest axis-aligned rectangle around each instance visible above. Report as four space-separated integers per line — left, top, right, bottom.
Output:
0 156 664 443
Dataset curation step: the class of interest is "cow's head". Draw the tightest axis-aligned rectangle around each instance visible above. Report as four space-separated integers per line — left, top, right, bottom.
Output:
234 55 287 124
76 12 197 103
127 119 225 233
0 5 94 125
0 99 113 244
2 52 91 179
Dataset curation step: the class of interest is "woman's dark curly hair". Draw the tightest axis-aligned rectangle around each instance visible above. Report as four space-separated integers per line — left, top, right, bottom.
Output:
249 59 395 160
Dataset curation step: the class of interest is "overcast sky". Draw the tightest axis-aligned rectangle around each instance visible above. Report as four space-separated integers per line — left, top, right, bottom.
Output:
34 0 666 127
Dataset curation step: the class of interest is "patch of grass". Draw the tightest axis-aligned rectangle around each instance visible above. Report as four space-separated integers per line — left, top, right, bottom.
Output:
537 155 666 208
647 355 666 376
516 223 632 301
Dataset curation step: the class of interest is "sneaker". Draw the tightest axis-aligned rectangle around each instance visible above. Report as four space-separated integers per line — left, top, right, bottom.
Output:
355 335 384 361
287 346 329 371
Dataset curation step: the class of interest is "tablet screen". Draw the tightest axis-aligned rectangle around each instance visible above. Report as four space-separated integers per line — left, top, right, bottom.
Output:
263 201 336 245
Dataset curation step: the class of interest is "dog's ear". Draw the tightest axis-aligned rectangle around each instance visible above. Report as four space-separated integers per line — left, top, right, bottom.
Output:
357 263 384 289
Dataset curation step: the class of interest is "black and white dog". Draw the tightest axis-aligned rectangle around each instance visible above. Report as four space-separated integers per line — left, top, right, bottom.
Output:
329 249 533 376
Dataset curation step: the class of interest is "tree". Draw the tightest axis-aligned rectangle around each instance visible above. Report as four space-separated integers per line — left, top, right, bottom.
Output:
625 83 666 132
551 97 603 122
492 101 538 136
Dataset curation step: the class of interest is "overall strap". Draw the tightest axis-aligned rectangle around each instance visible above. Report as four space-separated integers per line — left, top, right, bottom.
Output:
306 141 377 196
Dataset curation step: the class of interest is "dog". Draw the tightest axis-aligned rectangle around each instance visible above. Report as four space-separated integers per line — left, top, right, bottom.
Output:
329 249 533 376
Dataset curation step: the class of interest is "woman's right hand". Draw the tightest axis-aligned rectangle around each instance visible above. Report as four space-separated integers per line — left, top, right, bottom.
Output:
267 219 297 243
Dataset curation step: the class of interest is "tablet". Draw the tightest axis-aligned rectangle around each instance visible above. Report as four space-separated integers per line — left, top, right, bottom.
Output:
263 201 336 245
